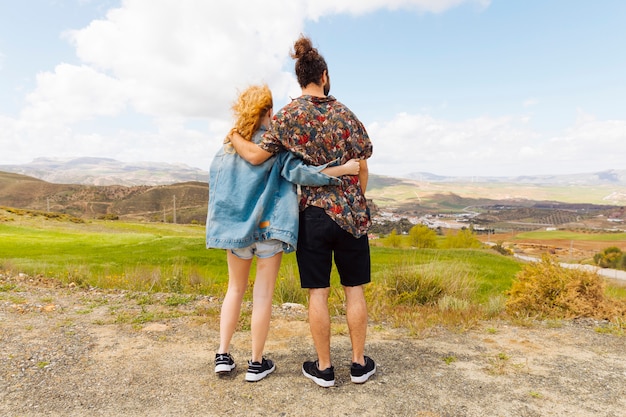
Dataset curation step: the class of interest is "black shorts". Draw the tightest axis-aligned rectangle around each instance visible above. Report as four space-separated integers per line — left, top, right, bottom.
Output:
296 206 371 289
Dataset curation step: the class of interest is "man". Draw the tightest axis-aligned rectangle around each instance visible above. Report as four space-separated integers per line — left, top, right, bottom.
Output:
228 35 375 387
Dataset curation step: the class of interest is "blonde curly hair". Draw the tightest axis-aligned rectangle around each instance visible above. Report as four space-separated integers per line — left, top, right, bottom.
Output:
230 84 273 142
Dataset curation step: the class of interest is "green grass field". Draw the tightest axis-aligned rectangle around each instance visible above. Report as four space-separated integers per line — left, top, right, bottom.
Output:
0 218 229 293
0 215 520 300
3 213 625 332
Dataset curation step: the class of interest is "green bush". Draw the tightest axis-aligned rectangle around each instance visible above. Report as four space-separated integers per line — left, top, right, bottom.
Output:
441 229 482 249
385 229 402 248
408 224 438 249
377 261 477 307
491 241 513 256
593 246 624 269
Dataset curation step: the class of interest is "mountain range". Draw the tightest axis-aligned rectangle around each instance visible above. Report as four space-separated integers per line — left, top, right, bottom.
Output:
1 157 625 187
2 158 625 228
405 169 626 186
0 157 207 186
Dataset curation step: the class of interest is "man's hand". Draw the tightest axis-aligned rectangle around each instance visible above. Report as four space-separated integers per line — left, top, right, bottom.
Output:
359 159 369 194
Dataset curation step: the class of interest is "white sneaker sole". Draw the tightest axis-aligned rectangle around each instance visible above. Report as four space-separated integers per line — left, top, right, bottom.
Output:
215 363 236 373
350 364 376 383
302 368 335 387
245 363 276 382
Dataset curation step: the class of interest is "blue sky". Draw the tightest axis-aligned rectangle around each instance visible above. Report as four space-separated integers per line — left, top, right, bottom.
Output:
1 0 625 178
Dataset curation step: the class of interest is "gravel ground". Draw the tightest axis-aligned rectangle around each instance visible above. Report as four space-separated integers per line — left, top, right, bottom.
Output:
1 273 625 417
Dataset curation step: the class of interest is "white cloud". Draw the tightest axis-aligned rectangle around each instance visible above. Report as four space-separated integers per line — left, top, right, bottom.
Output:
64 1 306 119
10 0 624 180
1 0 308 165
22 64 126 126
305 0 490 19
547 116 626 166
2 0 486 168
35 0 489 122
366 111 626 177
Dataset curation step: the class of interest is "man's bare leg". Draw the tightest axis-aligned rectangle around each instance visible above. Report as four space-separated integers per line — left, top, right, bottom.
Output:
344 284 367 365
308 287 332 369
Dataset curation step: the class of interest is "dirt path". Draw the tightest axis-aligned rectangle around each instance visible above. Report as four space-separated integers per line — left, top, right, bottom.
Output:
1 273 625 417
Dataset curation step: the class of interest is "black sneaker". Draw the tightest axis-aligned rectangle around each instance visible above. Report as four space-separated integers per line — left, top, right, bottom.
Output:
350 356 376 384
215 353 235 374
245 358 276 382
302 360 335 387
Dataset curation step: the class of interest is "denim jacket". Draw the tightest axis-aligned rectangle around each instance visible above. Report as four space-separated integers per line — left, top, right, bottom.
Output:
206 127 340 253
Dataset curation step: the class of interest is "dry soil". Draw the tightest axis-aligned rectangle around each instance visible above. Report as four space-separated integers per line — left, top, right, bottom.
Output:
1 273 625 417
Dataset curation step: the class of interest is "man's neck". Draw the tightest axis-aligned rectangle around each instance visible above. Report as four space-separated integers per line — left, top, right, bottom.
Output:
301 84 325 98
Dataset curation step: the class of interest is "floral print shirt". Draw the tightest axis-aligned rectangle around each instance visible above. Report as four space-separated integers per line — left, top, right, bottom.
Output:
259 95 373 238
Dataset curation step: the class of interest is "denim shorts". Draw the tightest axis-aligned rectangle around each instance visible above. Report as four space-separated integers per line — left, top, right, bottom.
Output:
230 239 284 260
296 206 371 288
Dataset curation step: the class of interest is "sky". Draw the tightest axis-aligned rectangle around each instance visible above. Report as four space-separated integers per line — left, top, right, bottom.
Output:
1 0 625 178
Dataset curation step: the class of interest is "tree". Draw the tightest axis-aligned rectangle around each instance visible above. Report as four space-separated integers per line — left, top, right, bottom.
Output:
593 246 623 269
408 224 437 248
441 228 482 249
386 229 402 248
370 218 414 235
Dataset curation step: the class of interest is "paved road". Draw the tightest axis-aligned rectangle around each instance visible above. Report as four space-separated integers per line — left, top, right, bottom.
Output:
514 254 626 282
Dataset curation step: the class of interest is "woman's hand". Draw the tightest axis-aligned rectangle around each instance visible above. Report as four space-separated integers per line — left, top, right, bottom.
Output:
342 158 360 176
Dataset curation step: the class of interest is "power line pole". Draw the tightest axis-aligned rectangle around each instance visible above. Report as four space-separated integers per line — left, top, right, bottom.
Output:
173 195 177 224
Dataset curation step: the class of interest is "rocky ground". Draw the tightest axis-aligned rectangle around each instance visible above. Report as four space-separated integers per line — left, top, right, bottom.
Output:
1 273 625 417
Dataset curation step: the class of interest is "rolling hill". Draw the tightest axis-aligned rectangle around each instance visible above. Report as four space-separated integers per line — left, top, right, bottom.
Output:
0 171 208 224
1 159 625 228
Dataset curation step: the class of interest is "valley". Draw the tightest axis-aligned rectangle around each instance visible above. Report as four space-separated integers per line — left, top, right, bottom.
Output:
2 167 626 264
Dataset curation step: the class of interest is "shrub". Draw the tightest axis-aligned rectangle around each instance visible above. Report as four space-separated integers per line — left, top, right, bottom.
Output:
374 261 477 307
366 261 483 335
593 246 624 269
408 224 438 249
385 229 402 248
441 229 482 249
165 273 184 293
506 255 626 320
492 241 513 256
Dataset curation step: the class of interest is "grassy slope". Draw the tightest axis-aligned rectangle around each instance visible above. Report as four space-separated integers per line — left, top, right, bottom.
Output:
0 215 228 291
5 210 626 334
0 212 521 304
